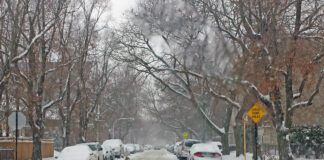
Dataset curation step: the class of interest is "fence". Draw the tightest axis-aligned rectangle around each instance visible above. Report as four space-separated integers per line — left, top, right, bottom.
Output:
0 137 54 160
0 149 14 160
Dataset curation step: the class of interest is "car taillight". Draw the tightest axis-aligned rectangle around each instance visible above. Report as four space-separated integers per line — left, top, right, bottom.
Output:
213 153 222 157
194 152 203 157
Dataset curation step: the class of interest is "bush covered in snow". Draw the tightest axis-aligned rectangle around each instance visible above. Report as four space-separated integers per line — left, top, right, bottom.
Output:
289 126 324 158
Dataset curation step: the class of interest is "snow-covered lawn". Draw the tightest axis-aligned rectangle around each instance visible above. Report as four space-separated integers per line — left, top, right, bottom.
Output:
223 152 253 160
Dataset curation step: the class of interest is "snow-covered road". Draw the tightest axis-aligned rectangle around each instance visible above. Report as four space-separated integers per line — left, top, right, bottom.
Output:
128 149 178 160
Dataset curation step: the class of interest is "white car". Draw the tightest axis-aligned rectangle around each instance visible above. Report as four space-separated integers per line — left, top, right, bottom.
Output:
176 139 201 160
103 139 124 158
77 142 104 160
144 144 153 150
173 141 181 155
57 145 97 160
102 145 114 160
134 144 142 152
189 143 222 160
124 144 136 154
206 141 222 153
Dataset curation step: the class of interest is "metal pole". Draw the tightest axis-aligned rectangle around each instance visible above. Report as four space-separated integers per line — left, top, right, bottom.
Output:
112 120 116 139
15 111 18 160
243 120 247 160
254 123 258 160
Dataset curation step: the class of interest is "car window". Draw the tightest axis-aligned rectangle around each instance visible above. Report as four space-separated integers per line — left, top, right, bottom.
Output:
185 141 200 147
88 144 97 151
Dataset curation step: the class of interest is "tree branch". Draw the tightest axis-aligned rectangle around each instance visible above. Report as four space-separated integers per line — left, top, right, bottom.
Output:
290 69 324 111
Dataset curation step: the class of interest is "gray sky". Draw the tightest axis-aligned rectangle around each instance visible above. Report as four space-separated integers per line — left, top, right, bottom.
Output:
111 0 137 21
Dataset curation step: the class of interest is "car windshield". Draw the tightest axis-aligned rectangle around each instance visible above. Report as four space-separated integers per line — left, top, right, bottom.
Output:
185 141 200 147
87 144 97 151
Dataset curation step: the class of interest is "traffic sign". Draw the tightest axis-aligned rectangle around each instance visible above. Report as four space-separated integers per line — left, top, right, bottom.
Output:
247 102 266 124
8 112 26 130
182 132 189 139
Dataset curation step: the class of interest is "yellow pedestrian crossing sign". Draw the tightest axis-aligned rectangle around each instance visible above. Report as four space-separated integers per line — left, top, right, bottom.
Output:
247 102 267 124
183 132 189 139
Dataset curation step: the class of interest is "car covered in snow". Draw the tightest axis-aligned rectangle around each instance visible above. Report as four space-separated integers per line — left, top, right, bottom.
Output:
76 142 104 160
206 141 222 153
188 143 222 160
57 145 98 160
102 139 124 158
124 144 136 154
144 144 153 150
176 139 201 160
102 145 114 160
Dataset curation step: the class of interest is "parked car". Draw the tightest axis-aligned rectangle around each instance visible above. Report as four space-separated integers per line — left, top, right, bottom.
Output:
173 141 182 155
176 139 201 160
167 144 175 153
207 141 223 153
134 144 141 152
102 145 114 160
102 139 124 158
124 144 136 154
188 143 222 160
144 144 153 150
57 145 97 160
77 142 104 160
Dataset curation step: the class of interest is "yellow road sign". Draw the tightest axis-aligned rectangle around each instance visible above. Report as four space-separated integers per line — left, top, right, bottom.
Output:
247 102 267 124
182 132 189 139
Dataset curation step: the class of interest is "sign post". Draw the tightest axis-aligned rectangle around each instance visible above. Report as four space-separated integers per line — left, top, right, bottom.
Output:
8 112 26 160
243 115 248 160
247 102 266 160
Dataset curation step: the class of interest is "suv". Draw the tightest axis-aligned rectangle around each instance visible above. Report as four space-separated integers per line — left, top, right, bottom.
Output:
77 142 104 160
103 139 124 158
176 139 201 160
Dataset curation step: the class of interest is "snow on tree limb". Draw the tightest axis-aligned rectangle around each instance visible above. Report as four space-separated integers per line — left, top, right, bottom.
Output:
12 20 56 62
269 66 287 76
42 64 75 112
209 88 241 110
240 80 273 108
290 69 324 112
198 106 225 135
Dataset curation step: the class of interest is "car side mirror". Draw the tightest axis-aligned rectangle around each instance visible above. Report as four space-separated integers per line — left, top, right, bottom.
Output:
90 153 94 156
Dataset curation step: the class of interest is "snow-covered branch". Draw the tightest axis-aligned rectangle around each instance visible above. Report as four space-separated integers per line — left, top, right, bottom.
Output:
240 80 273 108
293 74 308 99
42 64 74 112
198 106 225 135
270 66 287 76
12 20 56 62
290 69 324 112
209 88 241 110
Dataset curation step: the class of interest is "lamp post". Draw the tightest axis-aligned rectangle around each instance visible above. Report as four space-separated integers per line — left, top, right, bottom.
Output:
112 117 135 139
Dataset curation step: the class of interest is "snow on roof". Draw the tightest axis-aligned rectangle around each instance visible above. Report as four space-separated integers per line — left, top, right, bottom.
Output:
59 145 91 160
103 139 123 147
190 143 222 155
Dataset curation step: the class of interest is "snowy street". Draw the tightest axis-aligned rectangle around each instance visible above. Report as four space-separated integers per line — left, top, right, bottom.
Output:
128 149 177 160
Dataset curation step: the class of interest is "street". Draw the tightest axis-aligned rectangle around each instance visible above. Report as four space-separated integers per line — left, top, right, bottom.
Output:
128 149 177 160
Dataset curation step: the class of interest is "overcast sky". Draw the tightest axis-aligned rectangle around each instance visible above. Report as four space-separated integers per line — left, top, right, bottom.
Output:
110 0 137 21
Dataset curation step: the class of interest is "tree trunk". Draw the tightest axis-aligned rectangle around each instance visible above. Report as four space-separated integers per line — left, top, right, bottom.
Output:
222 107 233 155
79 107 88 143
32 127 42 160
62 119 71 148
277 130 293 160
234 124 243 157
